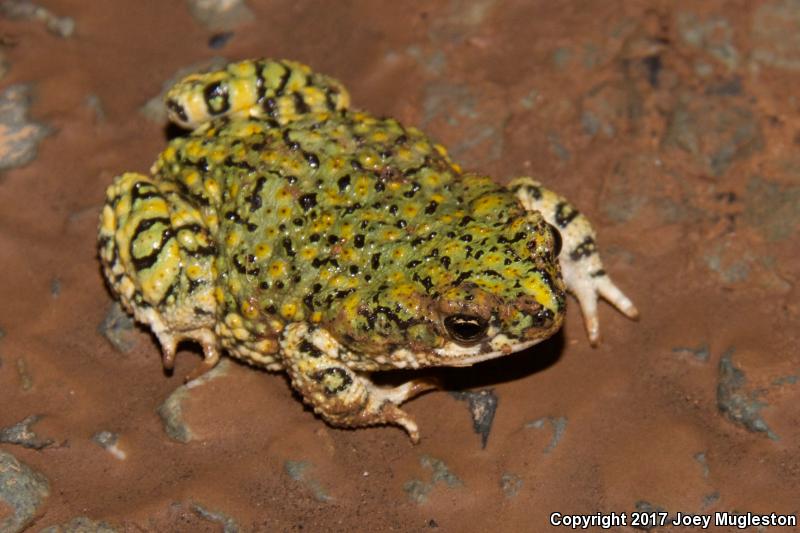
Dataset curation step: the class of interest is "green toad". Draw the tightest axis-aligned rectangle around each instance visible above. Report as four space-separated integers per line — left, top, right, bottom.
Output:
98 59 638 442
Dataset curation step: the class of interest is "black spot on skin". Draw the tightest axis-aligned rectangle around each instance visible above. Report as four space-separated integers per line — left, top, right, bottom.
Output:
498 231 526 244
275 281 285 289
452 271 472 286
396 219 407 229
293 91 310 113
312 367 352 395
203 81 230 115
349 265 359 275
425 201 438 214
403 182 421 198
344 202 362 215
310 233 321 243
298 193 317 211
406 260 422 268
460 234 473 242
260 281 270 290
248 177 267 212
337 175 351 191
283 237 296 257
293 218 304 226
300 340 323 358
327 234 339 246
371 253 381 270
283 130 300 151
555 201 579 228
166 99 189 123
569 236 596 261
440 256 451 269
304 151 320 169
590 269 606 278
389 204 398 216
354 234 365 248
374 181 385 192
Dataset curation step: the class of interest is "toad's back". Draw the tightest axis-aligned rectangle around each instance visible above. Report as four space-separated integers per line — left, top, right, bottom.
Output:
154 106 535 362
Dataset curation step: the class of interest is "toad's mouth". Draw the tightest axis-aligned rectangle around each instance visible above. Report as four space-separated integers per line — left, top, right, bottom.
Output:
432 335 546 366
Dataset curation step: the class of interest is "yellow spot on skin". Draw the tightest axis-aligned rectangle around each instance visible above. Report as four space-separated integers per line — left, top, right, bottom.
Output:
254 243 272 260
311 311 323 323
520 273 558 313
225 229 241 247
269 260 286 278
186 265 203 280
241 299 259 319
300 246 317 261
225 313 243 329
204 178 221 203
280 302 298 320
215 287 225 304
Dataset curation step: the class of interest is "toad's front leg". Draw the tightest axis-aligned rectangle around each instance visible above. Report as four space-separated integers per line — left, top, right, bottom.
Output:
280 322 435 443
510 177 639 344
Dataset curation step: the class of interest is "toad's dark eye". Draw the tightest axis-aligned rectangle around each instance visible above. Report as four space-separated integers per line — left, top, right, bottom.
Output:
444 314 488 344
547 223 562 257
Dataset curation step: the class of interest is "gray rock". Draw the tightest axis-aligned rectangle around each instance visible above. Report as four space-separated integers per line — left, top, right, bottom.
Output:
157 359 231 443
500 473 522 498
717 350 778 440
525 415 567 453
186 0 253 31
403 455 462 504
677 12 738 69
693 451 710 478
0 0 75 38
0 449 49 533
39 516 117 533
97 302 136 353
450 389 498 449
672 343 710 362
662 93 763 177
743 176 800 243
191 502 240 533
0 415 54 450
91 431 125 460
420 82 505 166
284 460 332 502
0 84 51 171
753 0 800 70
16 356 33 391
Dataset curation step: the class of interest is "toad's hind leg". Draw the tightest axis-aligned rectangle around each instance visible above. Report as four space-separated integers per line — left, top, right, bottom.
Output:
164 58 351 130
280 323 437 443
510 178 639 344
99 172 221 381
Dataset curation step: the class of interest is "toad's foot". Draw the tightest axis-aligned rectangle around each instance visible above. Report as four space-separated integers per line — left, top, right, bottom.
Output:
280 322 437 443
511 177 639 344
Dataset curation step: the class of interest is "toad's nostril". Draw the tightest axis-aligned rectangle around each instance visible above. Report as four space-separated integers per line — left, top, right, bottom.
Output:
444 314 488 344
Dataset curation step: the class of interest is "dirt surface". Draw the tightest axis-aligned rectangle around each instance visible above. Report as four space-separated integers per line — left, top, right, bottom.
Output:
1 1 799 531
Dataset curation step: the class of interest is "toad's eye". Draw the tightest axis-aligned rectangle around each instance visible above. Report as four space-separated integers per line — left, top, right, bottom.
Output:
546 223 562 257
444 314 488 344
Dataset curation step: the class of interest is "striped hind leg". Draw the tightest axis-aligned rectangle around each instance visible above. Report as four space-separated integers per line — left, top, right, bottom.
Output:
163 59 351 130
510 177 639 344
98 172 221 380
